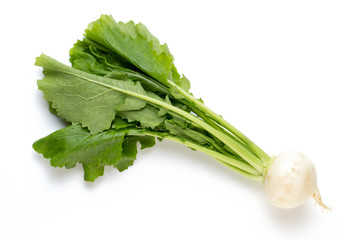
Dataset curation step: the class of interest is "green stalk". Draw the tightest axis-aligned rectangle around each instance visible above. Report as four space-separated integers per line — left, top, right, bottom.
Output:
221 162 263 181
143 130 262 179
120 72 259 163
168 81 272 164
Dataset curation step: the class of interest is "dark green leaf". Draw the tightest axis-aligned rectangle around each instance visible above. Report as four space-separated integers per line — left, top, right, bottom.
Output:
33 124 125 170
36 54 151 134
33 124 156 181
84 15 174 84
115 135 155 171
118 105 167 129
112 117 137 129
83 164 105 182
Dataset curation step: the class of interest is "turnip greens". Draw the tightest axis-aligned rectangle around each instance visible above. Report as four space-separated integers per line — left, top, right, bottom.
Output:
34 14 271 182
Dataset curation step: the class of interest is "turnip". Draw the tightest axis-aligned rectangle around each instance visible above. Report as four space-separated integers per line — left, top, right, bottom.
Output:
34 15 330 211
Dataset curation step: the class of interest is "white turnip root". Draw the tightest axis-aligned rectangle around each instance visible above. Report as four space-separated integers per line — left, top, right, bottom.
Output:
263 151 329 210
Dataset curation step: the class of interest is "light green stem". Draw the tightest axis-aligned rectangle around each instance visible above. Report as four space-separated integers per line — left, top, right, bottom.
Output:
144 131 262 179
221 162 263 181
168 81 271 165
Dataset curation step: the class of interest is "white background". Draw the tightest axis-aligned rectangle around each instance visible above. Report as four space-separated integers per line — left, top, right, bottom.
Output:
1 0 358 239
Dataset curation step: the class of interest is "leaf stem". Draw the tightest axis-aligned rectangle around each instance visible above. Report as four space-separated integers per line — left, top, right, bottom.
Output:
168 81 272 165
143 130 263 179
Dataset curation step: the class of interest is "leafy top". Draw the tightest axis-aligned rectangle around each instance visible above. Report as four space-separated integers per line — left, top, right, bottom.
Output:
33 15 267 182
85 15 174 85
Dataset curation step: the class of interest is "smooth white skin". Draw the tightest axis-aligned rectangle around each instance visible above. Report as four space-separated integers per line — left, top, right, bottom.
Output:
263 151 327 209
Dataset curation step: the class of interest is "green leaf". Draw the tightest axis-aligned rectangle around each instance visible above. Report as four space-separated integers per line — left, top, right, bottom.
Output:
118 105 167 129
69 40 109 76
70 37 175 96
70 38 139 75
32 124 125 170
36 54 150 134
33 124 156 181
112 117 137 129
84 15 174 85
169 65 191 93
83 164 105 182
115 135 155 171
82 15 191 92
